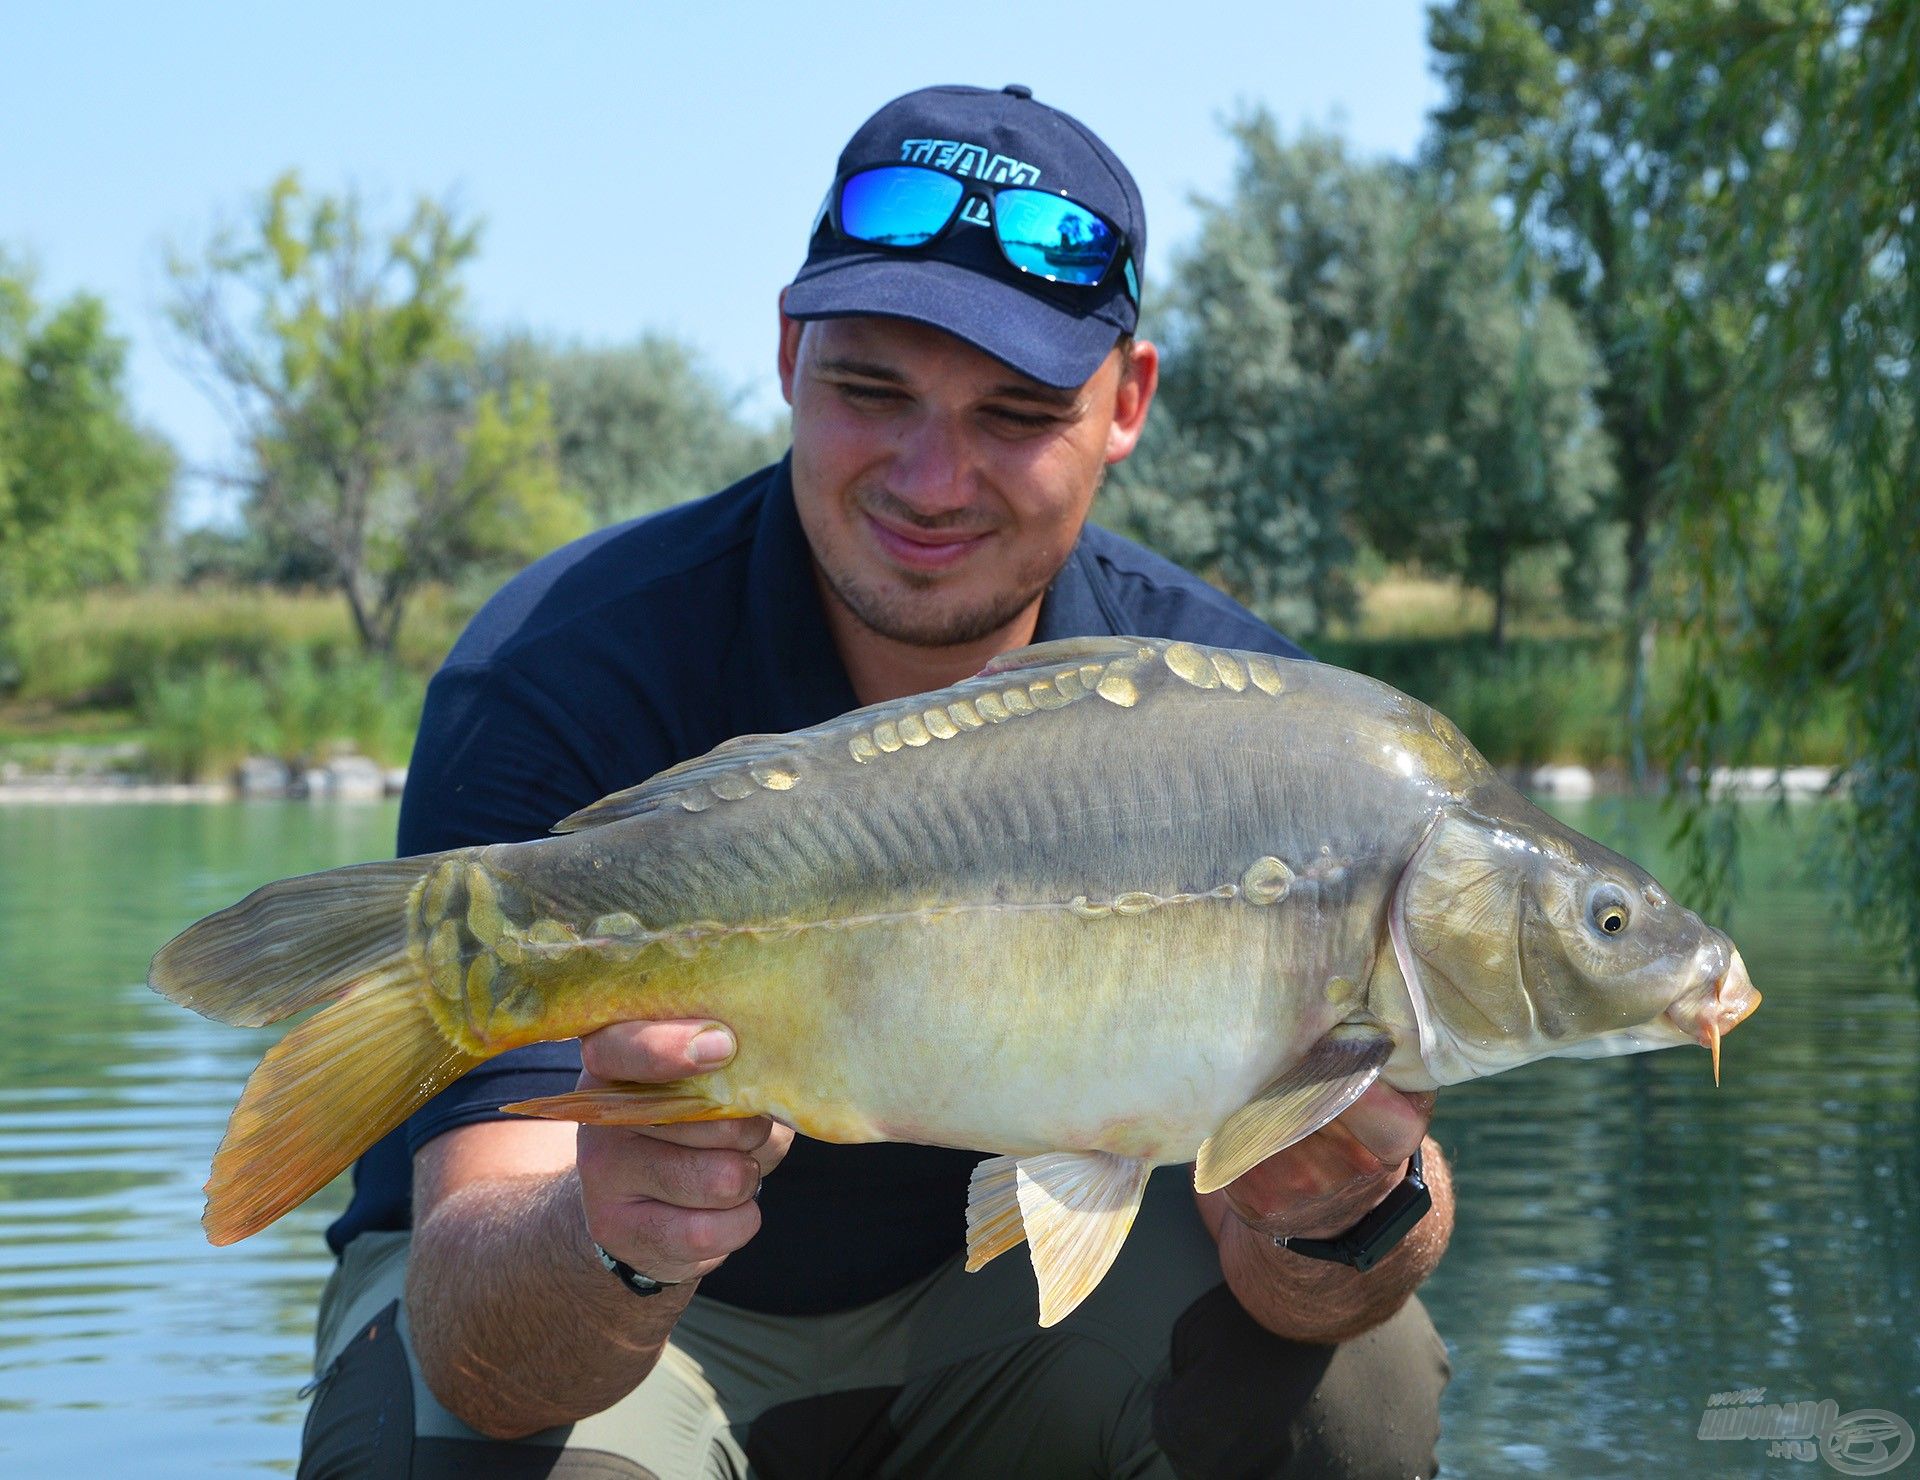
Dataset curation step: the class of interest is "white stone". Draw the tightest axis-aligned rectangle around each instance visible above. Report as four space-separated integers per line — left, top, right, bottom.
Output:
1779 766 1833 796
1530 764 1596 799
1706 765 1838 798
236 756 292 798
325 754 386 801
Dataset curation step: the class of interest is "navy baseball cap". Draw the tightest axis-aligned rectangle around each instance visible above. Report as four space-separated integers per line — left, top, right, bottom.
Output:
785 84 1146 389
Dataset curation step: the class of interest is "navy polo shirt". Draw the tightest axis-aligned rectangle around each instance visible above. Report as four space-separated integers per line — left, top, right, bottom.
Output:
327 456 1308 1313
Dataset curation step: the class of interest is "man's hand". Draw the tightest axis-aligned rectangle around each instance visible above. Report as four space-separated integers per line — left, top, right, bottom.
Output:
408 1018 794 1438
1196 1082 1453 1344
1216 1082 1434 1241
576 1020 795 1285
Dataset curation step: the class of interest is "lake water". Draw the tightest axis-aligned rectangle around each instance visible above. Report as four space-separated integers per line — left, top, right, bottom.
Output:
0 799 1913 1476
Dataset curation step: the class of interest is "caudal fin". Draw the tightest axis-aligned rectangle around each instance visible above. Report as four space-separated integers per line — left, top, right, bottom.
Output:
148 851 484 1244
204 970 481 1243
150 856 455 1026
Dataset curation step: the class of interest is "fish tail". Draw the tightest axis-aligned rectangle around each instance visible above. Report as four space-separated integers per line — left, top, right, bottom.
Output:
149 854 463 1026
203 965 482 1244
148 851 484 1245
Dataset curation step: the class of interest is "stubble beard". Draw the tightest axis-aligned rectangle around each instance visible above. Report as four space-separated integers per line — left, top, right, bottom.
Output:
818 555 1054 649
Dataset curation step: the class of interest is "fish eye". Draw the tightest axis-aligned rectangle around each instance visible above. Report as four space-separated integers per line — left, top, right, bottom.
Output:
1589 884 1631 936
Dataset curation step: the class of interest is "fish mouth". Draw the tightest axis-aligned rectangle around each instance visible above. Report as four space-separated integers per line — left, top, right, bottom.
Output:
1664 948 1760 1085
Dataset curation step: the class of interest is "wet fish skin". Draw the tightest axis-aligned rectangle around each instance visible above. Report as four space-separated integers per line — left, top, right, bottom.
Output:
149 636 1758 1323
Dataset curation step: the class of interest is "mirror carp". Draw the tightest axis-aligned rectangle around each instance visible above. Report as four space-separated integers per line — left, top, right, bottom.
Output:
150 637 1759 1325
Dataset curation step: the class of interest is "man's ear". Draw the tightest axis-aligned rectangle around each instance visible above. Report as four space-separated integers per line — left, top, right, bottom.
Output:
777 292 806 405
1104 338 1160 465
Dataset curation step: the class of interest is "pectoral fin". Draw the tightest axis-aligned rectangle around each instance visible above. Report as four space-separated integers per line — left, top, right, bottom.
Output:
1193 1026 1394 1194
979 1151 1152 1327
503 1080 729 1126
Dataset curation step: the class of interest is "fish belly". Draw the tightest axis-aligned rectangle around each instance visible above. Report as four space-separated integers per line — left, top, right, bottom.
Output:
576 895 1340 1164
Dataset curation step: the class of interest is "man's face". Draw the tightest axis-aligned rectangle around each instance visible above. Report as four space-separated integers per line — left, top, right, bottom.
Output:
778 310 1156 649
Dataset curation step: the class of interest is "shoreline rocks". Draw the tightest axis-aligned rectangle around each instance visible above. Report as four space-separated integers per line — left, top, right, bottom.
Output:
1520 762 1842 800
0 753 407 804
0 751 1843 807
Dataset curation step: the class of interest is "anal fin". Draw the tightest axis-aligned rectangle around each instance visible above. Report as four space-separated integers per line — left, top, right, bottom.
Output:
503 1079 730 1126
1194 1025 1393 1194
1007 1151 1151 1327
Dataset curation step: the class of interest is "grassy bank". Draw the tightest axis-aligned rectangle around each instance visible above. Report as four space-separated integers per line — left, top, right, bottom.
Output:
1 586 470 781
6 586 468 708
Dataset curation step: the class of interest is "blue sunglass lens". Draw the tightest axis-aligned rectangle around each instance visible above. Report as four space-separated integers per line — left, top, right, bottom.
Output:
993 190 1119 285
839 168 965 247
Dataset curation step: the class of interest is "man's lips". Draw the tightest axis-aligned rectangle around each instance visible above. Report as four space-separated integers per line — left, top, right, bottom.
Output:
862 511 993 571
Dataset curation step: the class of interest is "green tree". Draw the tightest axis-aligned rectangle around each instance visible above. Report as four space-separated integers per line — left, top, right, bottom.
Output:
1112 120 1405 635
1648 2 1917 972
167 174 583 655
1427 0 1744 769
1357 177 1614 647
0 257 174 654
1430 0 1920 974
1109 116 1609 644
486 334 785 527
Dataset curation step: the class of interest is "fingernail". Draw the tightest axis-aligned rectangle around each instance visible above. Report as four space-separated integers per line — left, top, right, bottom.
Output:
690 1027 735 1065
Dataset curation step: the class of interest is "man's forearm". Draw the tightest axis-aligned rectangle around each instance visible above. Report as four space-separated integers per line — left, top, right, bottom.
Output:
1199 1137 1454 1344
406 1166 693 1439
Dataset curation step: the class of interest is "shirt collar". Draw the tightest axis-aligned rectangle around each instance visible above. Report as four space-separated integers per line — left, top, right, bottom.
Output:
1033 540 1122 645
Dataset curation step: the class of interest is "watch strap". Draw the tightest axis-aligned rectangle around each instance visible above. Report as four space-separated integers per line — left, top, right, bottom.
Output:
594 1241 682 1297
1273 1146 1431 1272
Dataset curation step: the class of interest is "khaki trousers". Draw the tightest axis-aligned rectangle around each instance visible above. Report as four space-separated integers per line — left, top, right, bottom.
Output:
299 1166 1448 1479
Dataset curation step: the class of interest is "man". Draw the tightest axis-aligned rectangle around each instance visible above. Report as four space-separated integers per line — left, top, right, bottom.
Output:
301 84 1453 1478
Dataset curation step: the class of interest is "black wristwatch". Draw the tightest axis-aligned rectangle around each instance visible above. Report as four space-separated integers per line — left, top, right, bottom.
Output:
1273 1147 1431 1272
594 1241 683 1297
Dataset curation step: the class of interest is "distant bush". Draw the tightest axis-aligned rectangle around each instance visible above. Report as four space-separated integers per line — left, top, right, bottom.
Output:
138 663 271 782
258 651 426 769
138 651 424 781
1319 634 1626 769
10 576 1850 784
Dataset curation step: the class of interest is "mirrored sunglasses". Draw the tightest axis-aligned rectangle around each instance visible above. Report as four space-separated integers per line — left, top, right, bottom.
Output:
825 165 1139 304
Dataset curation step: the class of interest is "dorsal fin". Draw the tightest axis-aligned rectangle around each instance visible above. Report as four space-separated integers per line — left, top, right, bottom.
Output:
551 733 801 832
975 636 1155 678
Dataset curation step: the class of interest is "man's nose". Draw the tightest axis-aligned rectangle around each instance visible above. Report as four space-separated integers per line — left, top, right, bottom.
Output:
885 414 975 518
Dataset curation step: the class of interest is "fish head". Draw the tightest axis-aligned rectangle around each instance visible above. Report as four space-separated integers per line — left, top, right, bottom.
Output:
1390 796 1759 1085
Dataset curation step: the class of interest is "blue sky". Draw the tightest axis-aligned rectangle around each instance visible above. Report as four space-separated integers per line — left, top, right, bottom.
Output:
2 2 1441 525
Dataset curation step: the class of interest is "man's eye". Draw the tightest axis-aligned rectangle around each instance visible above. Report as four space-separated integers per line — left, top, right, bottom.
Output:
841 383 902 404
987 407 1057 430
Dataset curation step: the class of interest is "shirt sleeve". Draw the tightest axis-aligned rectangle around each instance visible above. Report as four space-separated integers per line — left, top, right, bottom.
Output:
393 659 656 1154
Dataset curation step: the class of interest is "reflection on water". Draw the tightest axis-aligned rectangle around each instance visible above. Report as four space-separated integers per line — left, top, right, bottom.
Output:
0 799 1913 1475
1424 799 1920 1477
0 803 397 1476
